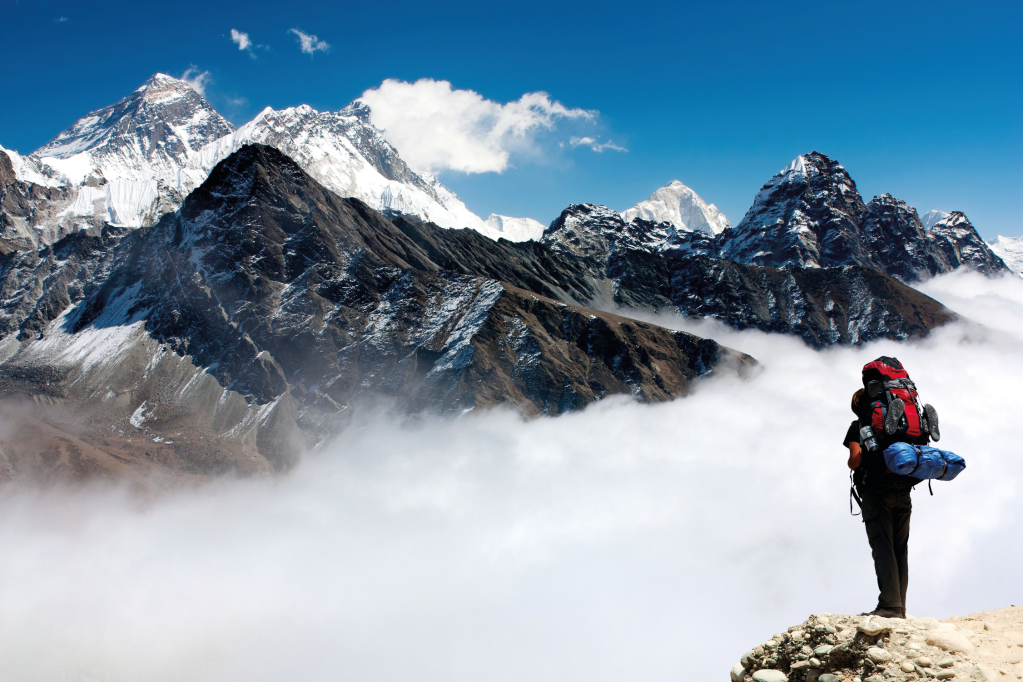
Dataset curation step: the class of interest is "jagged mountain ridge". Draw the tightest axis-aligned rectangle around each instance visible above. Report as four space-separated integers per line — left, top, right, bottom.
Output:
0 74 538 247
587 153 1005 282
0 144 753 477
538 204 954 347
712 153 1007 280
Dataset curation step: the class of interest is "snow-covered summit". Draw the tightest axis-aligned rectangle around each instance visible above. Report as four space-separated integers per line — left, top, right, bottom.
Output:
920 210 950 230
987 235 1023 277
35 73 235 190
4 74 544 242
193 101 495 233
621 180 730 235
482 214 546 241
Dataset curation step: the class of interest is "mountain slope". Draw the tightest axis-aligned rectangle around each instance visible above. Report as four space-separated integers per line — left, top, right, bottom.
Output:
539 204 956 347
0 144 751 477
711 152 1006 281
622 180 731 235
192 102 496 234
2 75 543 247
987 235 1023 276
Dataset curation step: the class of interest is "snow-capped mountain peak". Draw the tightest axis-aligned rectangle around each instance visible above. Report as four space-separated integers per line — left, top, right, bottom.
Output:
621 179 730 235
3 74 546 244
192 101 491 233
920 210 950 230
35 73 234 187
482 214 546 241
987 235 1023 277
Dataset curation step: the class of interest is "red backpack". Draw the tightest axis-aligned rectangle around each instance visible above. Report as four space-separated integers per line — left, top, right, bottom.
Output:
861 356 939 443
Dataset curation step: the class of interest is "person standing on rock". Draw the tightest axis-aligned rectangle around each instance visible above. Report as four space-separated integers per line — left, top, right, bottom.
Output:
843 357 935 620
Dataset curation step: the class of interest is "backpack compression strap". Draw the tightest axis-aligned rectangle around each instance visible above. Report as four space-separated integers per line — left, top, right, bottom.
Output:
849 470 862 516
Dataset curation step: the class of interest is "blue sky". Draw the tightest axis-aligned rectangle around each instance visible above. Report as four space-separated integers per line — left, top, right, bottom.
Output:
2 0 1020 237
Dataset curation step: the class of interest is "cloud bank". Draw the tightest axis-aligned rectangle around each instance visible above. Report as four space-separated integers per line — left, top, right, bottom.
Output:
358 78 597 174
289 28 330 55
1 272 1021 682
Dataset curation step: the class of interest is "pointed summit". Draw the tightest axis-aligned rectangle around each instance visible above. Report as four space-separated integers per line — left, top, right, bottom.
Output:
34 73 234 187
622 180 730 235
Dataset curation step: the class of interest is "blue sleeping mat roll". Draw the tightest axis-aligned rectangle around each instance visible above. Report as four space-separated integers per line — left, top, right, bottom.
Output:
883 442 966 481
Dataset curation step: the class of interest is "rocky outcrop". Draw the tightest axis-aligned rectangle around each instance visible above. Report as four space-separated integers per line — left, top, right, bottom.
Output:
730 608 1023 682
539 204 956 347
927 212 1008 275
714 153 1007 281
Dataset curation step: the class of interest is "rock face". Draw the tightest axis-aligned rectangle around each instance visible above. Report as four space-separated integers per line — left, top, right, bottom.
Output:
622 179 731 235
541 204 956 347
926 212 1008 274
730 608 1023 682
710 153 1007 281
0 144 752 479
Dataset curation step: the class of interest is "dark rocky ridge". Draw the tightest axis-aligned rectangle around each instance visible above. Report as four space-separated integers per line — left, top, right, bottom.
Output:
538 204 956 346
0 145 753 479
634 152 1006 282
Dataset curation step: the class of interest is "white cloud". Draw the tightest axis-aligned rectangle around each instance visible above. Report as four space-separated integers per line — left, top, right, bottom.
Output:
179 66 210 97
289 28 330 55
53 16 68 23
569 136 627 153
1 271 1020 681
359 78 597 174
230 28 252 52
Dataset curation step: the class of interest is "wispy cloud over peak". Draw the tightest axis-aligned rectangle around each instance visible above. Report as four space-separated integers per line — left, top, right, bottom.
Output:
289 28 330 55
359 78 597 174
180 66 210 97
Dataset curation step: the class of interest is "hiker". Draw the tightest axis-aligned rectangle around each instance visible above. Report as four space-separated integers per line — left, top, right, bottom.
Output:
844 387 915 618
843 357 942 619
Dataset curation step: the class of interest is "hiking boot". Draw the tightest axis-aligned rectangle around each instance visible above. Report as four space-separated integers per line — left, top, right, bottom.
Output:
884 398 905 435
862 607 905 618
924 404 940 441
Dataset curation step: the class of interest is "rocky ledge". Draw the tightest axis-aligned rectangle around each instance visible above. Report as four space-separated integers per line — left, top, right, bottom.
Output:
731 607 1023 682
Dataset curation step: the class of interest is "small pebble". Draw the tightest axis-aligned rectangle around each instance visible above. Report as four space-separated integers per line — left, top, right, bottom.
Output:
938 658 955 668
814 644 833 657
902 660 917 672
730 663 746 682
918 657 933 667
935 671 956 680
809 657 821 668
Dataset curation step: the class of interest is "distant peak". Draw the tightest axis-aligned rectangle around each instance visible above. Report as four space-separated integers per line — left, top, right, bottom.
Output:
341 100 373 121
920 210 950 229
138 73 186 91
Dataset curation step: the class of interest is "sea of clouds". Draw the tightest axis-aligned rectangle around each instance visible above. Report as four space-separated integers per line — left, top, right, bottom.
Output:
1 270 1021 682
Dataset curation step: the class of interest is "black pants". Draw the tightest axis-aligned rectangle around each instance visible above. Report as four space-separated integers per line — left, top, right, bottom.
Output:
858 487 912 611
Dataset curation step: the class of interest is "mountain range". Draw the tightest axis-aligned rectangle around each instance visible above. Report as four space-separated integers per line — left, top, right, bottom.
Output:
0 74 1013 482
